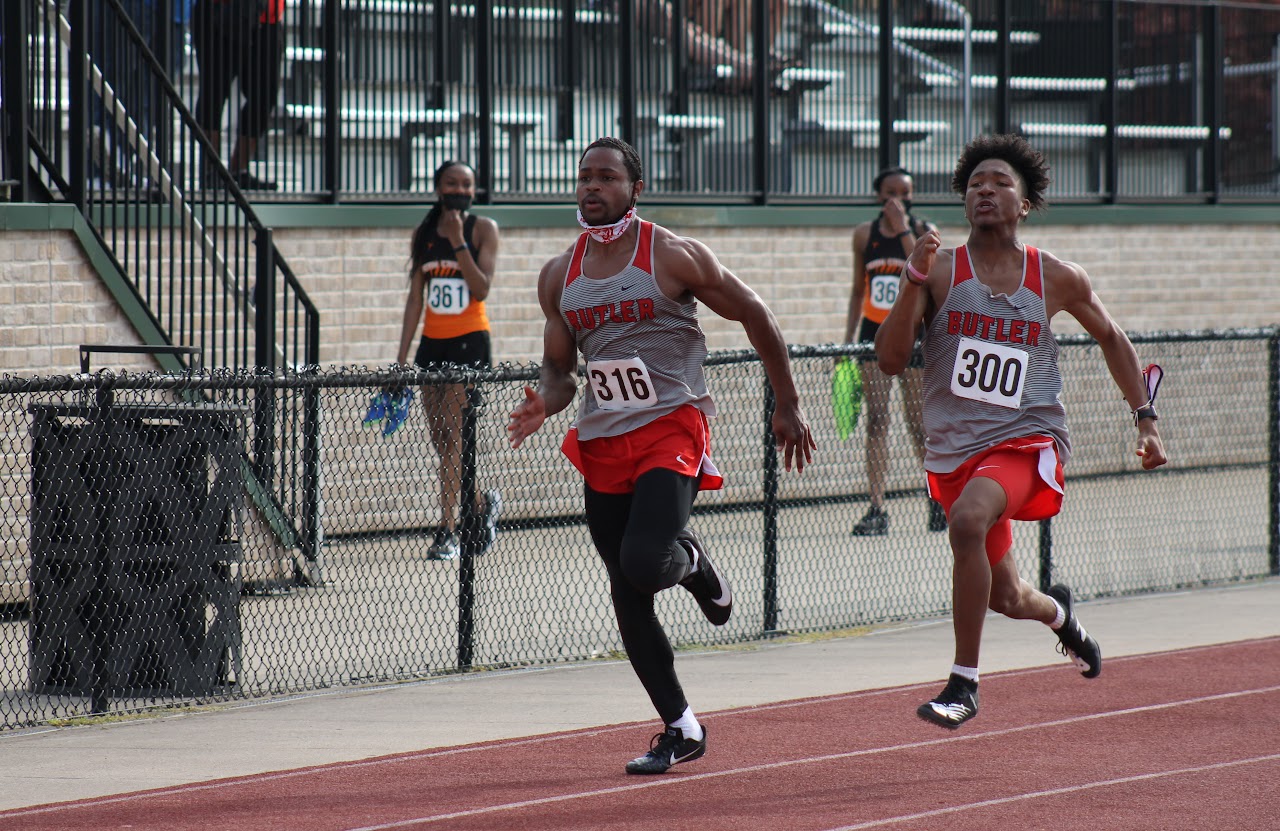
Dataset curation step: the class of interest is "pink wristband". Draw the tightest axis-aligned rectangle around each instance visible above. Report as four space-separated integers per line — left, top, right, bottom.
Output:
904 261 928 286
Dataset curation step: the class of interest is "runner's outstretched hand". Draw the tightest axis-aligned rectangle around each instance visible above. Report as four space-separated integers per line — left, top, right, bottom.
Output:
508 386 547 449
773 403 817 473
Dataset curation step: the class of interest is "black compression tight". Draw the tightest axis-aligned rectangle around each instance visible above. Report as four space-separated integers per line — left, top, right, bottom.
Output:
584 468 698 725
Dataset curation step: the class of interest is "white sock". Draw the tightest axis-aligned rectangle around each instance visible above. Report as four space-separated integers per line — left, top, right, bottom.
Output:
1049 599 1066 630
668 706 703 741
951 664 979 684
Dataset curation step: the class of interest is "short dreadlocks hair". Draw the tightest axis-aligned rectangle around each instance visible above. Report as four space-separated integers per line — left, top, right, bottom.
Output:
580 136 644 184
951 134 1051 213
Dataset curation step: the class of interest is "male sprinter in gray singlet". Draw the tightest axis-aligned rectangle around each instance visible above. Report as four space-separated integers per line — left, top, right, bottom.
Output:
876 134 1167 729
508 137 815 773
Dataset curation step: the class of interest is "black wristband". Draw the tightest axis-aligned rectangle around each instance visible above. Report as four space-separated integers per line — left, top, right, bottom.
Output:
896 230 912 238
453 243 469 254
1134 405 1158 424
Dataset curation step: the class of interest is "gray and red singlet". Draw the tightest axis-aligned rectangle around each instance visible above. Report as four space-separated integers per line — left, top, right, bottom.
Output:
920 244 1071 474
560 220 716 441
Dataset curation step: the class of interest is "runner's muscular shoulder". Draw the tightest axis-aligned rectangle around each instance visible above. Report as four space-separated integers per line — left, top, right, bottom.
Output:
1039 252 1093 320
536 247 574 317
650 228 719 300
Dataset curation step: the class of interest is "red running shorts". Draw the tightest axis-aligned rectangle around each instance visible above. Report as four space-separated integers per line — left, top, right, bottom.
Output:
561 404 723 495
927 435 1065 566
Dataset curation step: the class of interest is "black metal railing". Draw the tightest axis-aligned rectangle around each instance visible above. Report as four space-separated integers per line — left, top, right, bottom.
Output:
2 0 323 568
1 329 1276 729
7 0 1277 205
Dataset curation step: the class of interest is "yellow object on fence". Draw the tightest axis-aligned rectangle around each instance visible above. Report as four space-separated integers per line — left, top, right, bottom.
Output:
832 359 863 442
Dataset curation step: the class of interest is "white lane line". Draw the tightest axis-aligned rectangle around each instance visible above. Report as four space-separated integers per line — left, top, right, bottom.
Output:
336 684 1280 830
5 640 1276 820
821 752 1280 830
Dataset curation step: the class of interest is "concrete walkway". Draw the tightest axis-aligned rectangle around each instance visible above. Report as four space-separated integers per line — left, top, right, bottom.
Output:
1 578 1278 811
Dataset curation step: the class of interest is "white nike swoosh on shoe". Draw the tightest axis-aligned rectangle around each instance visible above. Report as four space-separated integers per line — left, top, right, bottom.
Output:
672 747 700 764
930 702 972 721
708 579 731 608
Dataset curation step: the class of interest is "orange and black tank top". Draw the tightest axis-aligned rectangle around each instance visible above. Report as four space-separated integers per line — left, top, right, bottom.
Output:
420 214 490 340
861 216 926 325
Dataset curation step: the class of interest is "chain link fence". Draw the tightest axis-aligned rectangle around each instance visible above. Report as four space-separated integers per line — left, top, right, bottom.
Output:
1 328 1276 729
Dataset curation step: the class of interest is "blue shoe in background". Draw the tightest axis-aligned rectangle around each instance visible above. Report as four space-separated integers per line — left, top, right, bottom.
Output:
362 391 391 426
382 388 414 436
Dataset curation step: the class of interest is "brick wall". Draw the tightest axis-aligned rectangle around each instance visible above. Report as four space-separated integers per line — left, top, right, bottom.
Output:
3 221 1277 375
274 222 1280 368
0 230 154 374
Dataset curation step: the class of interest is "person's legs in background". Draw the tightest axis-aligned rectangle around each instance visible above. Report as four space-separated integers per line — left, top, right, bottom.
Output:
224 19 282 190
853 357 893 535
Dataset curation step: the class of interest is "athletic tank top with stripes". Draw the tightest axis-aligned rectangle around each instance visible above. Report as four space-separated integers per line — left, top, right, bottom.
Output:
920 245 1071 473
560 221 715 440
861 216 926 325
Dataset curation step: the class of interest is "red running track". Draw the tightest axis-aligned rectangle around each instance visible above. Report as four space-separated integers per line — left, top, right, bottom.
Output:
4 637 1279 831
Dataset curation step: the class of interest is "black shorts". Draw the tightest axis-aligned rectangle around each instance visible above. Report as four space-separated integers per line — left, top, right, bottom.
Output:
857 318 924 369
413 330 492 370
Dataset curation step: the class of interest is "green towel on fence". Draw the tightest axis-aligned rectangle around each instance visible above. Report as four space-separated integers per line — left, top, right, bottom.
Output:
832 359 863 442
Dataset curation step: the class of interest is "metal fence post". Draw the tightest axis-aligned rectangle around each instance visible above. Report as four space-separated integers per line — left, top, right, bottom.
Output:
1269 331 1279 575
761 375 780 633
456 381 482 670
1038 518 1053 592
322 0 340 202
68 0 88 207
617 0 636 145
300 367 323 586
88 380 116 715
2 0 32 201
475 0 493 200
876 0 895 172
253 227 277 484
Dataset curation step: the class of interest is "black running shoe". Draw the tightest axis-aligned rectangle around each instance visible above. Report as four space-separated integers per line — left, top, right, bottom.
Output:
852 505 889 536
1047 584 1102 678
677 527 732 626
232 169 279 191
917 674 980 729
625 725 707 774
426 528 460 561
928 500 948 533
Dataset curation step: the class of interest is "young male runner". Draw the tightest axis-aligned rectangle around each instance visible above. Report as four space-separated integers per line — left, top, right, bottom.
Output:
508 137 815 772
876 134 1167 728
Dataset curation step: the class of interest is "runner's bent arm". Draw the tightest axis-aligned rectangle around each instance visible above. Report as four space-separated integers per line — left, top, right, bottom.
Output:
876 231 940 376
668 236 816 470
460 216 500 301
844 223 870 345
1049 258 1167 469
509 255 578 447
437 209 498 301
395 267 427 366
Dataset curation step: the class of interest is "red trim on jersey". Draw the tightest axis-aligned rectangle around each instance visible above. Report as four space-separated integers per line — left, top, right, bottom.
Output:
954 244 1043 297
564 221 655 288
954 246 975 285
1024 245 1043 297
564 234 590 288
633 221 655 274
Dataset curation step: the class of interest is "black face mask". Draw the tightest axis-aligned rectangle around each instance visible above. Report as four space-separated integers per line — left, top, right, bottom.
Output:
441 193 472 212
